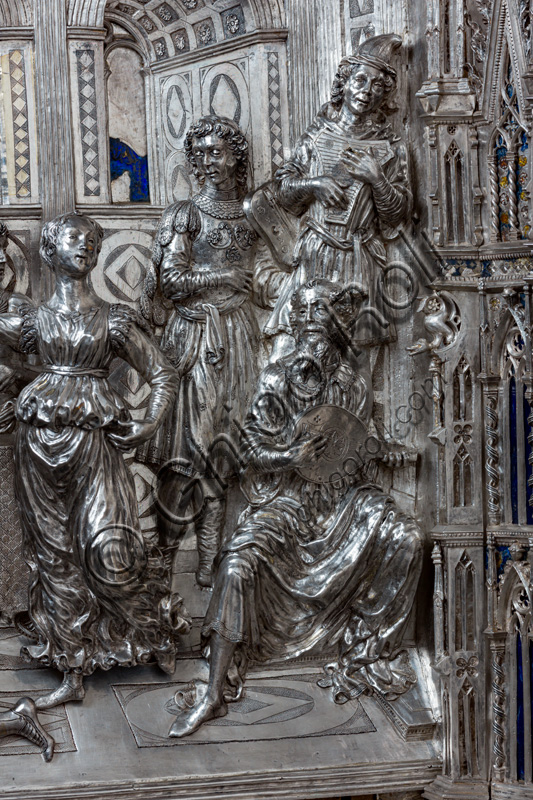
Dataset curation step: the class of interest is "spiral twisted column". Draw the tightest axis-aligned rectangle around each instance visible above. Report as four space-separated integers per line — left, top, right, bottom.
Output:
508 150 519 239
490 637 507 781
485 391 501 525
489 156 500 242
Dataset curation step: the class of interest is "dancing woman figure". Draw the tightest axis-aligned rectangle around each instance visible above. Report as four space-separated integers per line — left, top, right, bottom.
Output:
0 212 190 709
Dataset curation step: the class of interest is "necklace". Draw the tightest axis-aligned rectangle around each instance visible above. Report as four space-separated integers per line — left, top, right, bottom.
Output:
193 192 244 220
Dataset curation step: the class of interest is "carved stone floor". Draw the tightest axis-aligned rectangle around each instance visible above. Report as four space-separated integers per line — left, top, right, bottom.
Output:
0 627 441 800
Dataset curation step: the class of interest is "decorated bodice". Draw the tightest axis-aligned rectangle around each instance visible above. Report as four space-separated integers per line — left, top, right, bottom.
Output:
15 303 135 429
155 194 259 312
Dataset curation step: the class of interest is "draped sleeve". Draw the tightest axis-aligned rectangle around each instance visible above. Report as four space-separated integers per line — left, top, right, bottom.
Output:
17 304 37 354
373 138 412 234
153 200 226 302
274 127 319 216
152 199 202 269
108 303 179 424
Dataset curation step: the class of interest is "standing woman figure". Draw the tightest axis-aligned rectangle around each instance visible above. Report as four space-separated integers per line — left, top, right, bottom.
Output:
0 211 190 708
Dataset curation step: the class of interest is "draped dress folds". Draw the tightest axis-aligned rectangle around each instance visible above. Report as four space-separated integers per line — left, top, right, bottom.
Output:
266 115 412 344
203 354 423 700
139 197 265 483
8 303 190 675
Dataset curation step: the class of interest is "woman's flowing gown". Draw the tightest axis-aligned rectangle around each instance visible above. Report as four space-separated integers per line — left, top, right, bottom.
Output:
12 302 190 674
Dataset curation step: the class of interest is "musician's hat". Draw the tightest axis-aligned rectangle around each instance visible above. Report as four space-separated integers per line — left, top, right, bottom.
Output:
351 33 402 79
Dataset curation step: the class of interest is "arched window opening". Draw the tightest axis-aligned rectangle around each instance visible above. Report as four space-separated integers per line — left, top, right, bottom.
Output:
105 31 149 203
455 552 476 650
445 141 467 244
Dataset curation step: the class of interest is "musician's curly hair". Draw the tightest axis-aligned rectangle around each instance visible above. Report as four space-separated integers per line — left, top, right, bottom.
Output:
40 211 103 268
327 57 398 119
184 115 249 189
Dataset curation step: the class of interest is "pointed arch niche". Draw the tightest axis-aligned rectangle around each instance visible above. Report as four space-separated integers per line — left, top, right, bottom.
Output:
67 0 289 210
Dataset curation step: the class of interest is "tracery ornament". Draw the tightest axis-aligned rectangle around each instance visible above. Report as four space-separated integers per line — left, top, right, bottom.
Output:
489 53 531 242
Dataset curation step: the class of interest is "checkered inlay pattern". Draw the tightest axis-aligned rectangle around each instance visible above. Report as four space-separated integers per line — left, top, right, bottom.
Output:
267 52 284 177
76 49 101 197
0 446 27 620
9 51 31 199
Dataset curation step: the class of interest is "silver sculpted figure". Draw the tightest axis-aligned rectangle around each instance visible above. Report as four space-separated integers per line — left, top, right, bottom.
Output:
265 34 411 346
0 223 34 433
168 278 423 738
0 212 190 709
0 698 54 761
140 115 272 588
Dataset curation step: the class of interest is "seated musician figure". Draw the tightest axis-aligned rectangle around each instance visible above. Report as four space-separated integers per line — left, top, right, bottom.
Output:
168 278 423 738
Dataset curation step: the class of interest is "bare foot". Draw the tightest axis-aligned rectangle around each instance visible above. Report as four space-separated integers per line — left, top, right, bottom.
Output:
35 673 85 709
9 698 55 761
168 694 227 738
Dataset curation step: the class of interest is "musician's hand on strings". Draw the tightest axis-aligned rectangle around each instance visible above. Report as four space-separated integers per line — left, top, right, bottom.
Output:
288 430 329 467
341 147 384 185
309 176 348 209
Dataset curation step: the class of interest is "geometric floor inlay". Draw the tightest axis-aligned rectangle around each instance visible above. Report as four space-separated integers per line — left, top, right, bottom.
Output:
112 672 376 748
0 690 76 757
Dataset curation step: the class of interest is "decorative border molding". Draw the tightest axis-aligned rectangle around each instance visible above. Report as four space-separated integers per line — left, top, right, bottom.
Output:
0 204 41 218
76 204 165 218
68 26 107 40
8 50 31 199
76 48 101 197
150 29 288 73
0 759 441 800
266 50 284 177
0 27 33 40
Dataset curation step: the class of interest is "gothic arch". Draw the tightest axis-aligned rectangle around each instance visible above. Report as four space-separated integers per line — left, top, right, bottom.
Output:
482 0 528 121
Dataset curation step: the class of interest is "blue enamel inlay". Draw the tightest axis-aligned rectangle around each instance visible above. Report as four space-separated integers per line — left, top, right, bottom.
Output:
109 137 149 202
495 545 512 578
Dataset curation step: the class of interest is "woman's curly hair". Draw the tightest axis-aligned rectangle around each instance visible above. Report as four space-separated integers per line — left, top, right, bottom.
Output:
184 115 249 190
328 56 398 120
40 211 103 269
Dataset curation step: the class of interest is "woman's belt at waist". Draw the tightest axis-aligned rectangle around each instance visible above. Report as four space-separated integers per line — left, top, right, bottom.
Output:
40 365 110 378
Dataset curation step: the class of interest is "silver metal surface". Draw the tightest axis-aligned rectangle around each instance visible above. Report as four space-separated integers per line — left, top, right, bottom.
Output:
0 212 190 724
139 116 269 588
0 2 531 799
166 278 423 738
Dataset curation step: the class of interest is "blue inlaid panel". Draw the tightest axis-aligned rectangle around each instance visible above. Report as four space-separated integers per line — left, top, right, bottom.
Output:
109 138 149 202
